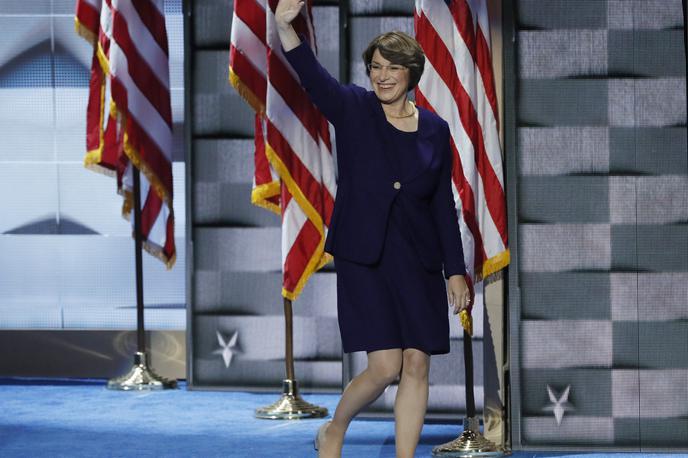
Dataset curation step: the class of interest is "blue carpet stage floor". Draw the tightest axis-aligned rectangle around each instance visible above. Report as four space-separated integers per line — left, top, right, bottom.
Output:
0 379 686 458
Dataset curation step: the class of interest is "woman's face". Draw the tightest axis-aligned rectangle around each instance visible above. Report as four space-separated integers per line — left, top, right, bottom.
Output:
369 49 410 105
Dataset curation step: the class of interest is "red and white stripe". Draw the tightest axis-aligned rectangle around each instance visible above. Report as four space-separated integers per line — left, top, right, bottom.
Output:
230 0 335 300
75 0 176 268
415 0 508 284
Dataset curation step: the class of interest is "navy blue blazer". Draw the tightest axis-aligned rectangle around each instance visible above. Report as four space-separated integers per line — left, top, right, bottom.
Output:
284 40 466 279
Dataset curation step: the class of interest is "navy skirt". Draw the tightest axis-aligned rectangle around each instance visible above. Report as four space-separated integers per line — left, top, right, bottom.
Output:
334 196 451 355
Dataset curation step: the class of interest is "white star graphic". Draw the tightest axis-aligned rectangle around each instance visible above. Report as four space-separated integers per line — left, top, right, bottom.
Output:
542 385 574 426
213 330 240 368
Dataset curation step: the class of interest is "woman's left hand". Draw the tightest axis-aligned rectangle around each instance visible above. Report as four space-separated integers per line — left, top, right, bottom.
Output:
447 274 471 315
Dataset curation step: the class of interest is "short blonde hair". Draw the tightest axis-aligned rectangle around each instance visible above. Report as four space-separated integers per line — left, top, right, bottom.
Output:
362 31 425 91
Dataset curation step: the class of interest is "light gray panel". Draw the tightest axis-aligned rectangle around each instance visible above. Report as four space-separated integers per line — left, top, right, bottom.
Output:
518 176 609 223
518 0 607 30
612 369 688 418
609 176 688 225
59 162 187 236
193 0 233 47
57 236 186 310
518 80 607 126
195 227 281 271
348 16 414 88
0 235 186 329
521 320 612 369
522 417 614 445
349 0 414 15
518 127 609 176
54 88 89 162
193 50 254 136
194 139 254 184
0 17 50 69
518 224 611 272
608 78 687 127
615 418 688 447
607 0 684 30
193 359 342 388
0 1 51 14
194 182 281 226
518 30 607 79
0 163 57 234
193 315 340 359
610 127 687 175
52 15 92 70
0 87 54 162
194 270 337 317
166 13 185 90
611 273 688 322
520 272 611 320
609 31 686 78
62 307 185 330
0 305 62 329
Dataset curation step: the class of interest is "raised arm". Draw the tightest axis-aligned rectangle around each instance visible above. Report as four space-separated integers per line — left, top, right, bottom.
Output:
275 0 303 51
275 0 357 125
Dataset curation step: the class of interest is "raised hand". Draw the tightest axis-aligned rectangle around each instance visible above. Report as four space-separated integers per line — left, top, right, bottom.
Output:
275 0 305 30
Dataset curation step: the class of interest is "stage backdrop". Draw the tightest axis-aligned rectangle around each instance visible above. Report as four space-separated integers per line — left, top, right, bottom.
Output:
506 0 688 449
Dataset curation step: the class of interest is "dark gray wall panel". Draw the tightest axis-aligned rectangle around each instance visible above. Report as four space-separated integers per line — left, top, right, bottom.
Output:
193 50 254 136
193 0 232 47
194 182 281 226
518 177 610 223
195 227 281 271
349 0 413 15
194 271 337 316
517 0 607 30
520 273 611 320
194 315 341 360
609 31 686 77
611 225 688 272
518 80 608 126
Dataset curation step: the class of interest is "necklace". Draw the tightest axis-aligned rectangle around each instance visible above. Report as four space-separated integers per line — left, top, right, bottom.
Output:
385 101 416 119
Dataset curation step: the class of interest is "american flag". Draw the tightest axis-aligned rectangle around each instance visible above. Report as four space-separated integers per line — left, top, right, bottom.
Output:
75 0 176 268
415 0 509 293
230 0 336 300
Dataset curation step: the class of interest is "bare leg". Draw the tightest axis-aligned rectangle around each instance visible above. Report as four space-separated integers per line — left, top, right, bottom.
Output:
319 349 402 457
394 348 430 458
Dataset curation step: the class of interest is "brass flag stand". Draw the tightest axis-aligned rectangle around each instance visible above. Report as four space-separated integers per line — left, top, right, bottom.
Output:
432 326 503 457
107 168 177 391
255 297 328 419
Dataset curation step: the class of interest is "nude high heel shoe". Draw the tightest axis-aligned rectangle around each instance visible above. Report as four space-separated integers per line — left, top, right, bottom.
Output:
313 420 331 452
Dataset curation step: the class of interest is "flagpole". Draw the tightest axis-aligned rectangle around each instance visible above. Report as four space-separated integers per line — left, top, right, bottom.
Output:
107 167 177 391
255 297 328 419
432 296 502 457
